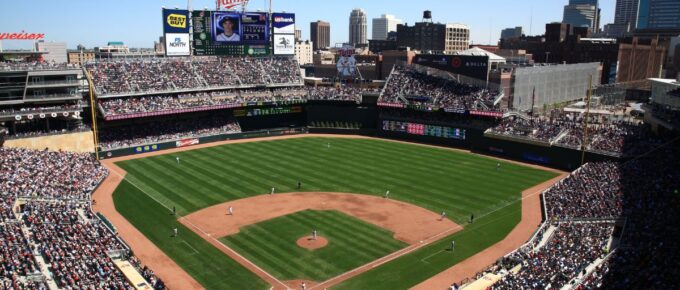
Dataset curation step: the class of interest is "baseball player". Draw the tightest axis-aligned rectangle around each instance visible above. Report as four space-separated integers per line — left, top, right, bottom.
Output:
228 206 233 215
173 228 178 237
326 142 331 149
172 206 176 216
297 180 302 190
176 157 180 164
470 213 474 223
301 282 307 290
450 240 455 252
271 187 275 195
440 211 446 221
385 190 390 199
496 162 500 170
312 230 317 240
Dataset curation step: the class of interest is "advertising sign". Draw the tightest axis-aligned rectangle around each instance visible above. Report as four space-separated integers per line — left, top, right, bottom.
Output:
165 33 191 56
162 9 190 34
272 13 295 34
273 34 295 55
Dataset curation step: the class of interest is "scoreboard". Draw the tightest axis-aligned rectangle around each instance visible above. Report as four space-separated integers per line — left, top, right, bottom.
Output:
192 10 270 56
382 120 466 140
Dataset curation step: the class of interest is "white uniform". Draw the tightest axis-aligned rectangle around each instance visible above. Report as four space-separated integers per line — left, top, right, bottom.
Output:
176 157 180 164
312 230 317 240
271 187 275 194
173 228 178 237
385 190 390 198
440 211 446 220
228 206 233 215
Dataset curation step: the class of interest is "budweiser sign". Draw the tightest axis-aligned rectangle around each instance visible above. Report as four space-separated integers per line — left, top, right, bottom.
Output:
218 0 248 9
0 31 45 40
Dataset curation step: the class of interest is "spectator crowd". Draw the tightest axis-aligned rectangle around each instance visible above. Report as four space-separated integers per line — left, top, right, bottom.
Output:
483 138 680 289
380 66 501 112
489 109 663 155
0 147 166 289
98 114 241 149
86 56 302 96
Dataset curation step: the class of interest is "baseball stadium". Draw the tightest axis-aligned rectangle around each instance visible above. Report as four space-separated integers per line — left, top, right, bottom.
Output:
1 1 680 290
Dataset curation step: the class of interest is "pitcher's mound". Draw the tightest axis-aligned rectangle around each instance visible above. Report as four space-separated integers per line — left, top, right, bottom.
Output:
296 236 328 250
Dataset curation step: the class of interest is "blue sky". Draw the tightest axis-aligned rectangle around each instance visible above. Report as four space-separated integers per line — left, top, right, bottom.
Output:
0 0 615 50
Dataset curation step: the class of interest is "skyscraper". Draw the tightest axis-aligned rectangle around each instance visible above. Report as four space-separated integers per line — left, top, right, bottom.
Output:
563 0 600 31
310 21 330 51
349 9 368 46
372 14 402 41
637 0 680 29
614 0 640 28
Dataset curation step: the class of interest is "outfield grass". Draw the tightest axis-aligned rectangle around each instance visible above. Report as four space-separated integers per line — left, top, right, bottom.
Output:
220 210 407 281
113 180 268 290
113 137 558 289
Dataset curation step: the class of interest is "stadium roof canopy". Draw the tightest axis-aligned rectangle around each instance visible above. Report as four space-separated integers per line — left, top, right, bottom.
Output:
456 47 505 62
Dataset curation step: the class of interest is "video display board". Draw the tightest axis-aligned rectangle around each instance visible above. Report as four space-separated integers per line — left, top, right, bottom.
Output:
192 10 270 56
413 54 489 81
382 120 466 140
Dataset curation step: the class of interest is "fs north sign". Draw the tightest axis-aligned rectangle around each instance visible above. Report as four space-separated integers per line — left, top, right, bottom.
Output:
218 0 249 10
162 9 190 34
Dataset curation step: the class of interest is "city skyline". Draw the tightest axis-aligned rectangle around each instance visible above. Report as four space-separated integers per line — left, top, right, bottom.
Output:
1 0 616 50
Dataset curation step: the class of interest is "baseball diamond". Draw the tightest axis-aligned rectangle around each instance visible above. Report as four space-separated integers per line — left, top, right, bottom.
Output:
2 5 678 288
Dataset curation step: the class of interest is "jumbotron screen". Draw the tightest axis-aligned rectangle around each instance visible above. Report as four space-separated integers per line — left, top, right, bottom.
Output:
382 120 466 140
192 10 270 56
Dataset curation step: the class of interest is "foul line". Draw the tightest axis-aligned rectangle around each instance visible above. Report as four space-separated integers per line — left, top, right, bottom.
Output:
310 224 463 290
104 163 289 289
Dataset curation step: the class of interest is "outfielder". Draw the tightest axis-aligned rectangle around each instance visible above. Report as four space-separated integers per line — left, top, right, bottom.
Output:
450 240 455 252
173 228 178 237
176 157 180 164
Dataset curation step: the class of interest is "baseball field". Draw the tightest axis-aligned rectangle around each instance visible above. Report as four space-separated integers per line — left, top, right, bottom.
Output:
106 136 559 289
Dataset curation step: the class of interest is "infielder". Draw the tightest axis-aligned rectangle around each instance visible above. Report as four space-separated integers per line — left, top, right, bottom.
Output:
173 228 178 237
228 206 233 215
271 187 275 195
301 282 307 290
440 211 446 220
385 190 390 199
312 229 317 240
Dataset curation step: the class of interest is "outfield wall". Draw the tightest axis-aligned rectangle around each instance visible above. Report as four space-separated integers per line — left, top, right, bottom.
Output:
96 103 621 170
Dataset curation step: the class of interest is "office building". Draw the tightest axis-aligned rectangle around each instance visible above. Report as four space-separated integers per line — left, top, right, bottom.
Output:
310 21 330 51
500 27 523 40
349 9 368 46
563 0 600 31
35 41 67 63
372 14 402 41
637 0 680 29
397 21 469 54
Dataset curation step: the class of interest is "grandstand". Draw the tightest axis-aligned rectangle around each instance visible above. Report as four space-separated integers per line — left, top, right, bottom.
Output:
1 48 679 290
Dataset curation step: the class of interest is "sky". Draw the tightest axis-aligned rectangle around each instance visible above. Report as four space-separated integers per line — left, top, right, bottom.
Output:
0 0 616 50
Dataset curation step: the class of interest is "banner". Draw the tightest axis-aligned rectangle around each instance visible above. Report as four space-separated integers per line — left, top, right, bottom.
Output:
176 138 200 148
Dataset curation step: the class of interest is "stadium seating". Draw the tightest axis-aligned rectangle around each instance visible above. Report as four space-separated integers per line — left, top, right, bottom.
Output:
380 66 501 112
86 56 303 96
0 148 166 289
